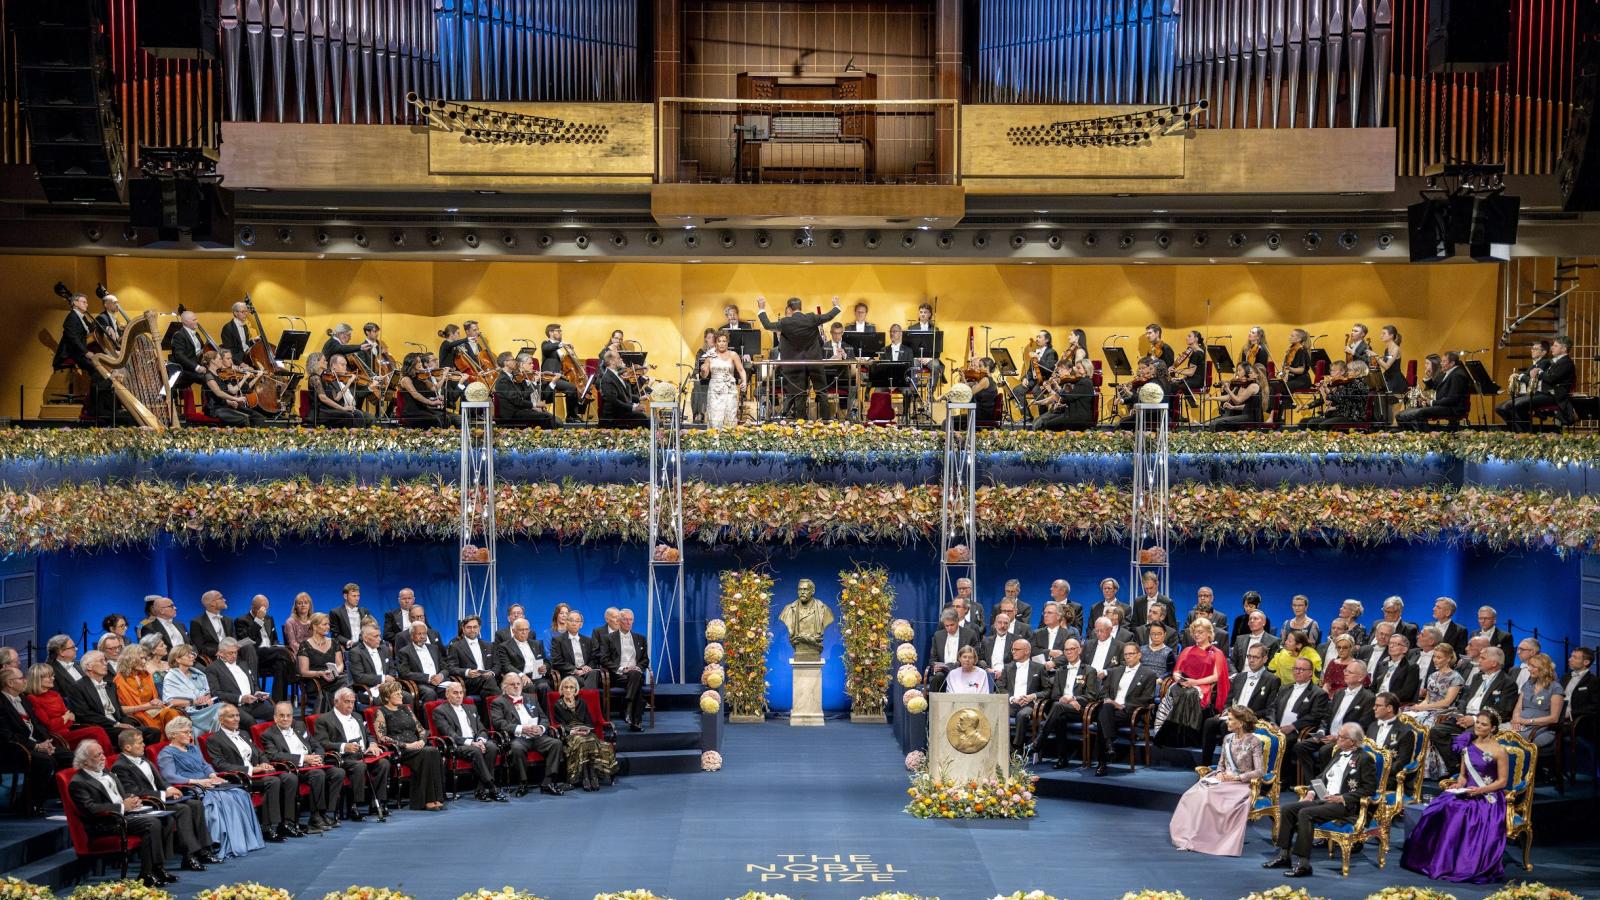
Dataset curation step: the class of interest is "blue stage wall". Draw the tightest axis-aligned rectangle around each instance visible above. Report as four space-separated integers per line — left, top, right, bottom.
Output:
35 539 1581 711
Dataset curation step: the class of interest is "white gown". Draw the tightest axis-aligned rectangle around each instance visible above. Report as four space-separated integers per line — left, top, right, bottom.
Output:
706 355 740 428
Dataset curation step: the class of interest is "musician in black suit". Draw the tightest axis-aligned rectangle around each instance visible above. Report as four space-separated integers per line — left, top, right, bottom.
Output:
328 584 373 648
1265 723 1379 877
997 638 1047 748
395 622 451 703
551 612 604 691
757 294 841 420
320 323 368 369
1429 648 1520 773
843 301 876 334
234 594 292 702
1396 350 1470 429
347 626 409 705
110 729 217 867
602 610 649 731
204 638 274 725
1370 634 1421 703
1295 661 1377 777
312 688 390 820
1035 638 1103 767
1199 643 1280 763
219 301 254 362
94 292 127 355
496 353 560 428
431 683 506 802
0 665 70 814
207 704 302 839
68 740 176 887
167 309 210 392
1093 643 1159 775
54 290 111 414
1033 359 1096 431
1271 656 1332 778
257 702 341 831
493 618 554 698
596 349 648 427
1011 330 1060 424
537 324 582 422
1503 335 1577 430
926 611 980 692
489 674 565 795
446 615 499 698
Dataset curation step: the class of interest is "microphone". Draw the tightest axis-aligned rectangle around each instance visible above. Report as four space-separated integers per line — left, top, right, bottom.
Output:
991 336 1013 343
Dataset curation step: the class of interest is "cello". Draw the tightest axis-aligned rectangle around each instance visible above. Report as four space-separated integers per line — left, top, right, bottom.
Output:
239 295 285 414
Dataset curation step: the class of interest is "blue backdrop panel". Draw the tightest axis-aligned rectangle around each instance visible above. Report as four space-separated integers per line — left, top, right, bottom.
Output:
35 540 1580 712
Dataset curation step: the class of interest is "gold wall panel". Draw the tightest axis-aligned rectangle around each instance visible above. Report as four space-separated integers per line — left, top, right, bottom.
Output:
650 184 966 227
961 105 1186 179
425 103 657 177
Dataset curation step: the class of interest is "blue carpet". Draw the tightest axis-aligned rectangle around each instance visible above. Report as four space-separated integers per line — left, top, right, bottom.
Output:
140 722 1600 900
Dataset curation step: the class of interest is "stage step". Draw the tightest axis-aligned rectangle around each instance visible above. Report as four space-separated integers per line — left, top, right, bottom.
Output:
618 748 704 776
8 847 84 892
0 818 70 874
613 711 704 752
649 683 708 712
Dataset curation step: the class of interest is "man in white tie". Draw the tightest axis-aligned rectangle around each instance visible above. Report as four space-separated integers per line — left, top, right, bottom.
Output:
258 702 341 831
109 728 215 870
446 614 498 697
167 308 209 391
1367 692 1417 783
1265 723 1377 878
1200 643 1279 762
350 626 408 705
1093 642 1158 775
1082 617 1123 676
847 301 875 333
236 594 293 701
1296 661 1375 776
604 609 649 732
489 674 566 795
204 638 273 725
139 596 189 656
46 633 85 687
68 739 175 887
553 612 603 691
1000 639 1045 750
494 618 554 698
926 610 977 692
311 688 390 821
1036 638 1102 768
209 704 302 841
1429 647 1518 772
432 683 507 803
329 583 372 648
396 621 452 702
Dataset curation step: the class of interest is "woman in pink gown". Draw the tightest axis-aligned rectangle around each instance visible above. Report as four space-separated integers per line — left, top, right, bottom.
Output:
1169 705 1266 856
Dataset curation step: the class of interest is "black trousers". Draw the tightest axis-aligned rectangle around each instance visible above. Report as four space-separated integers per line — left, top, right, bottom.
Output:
1500 392 1568 431
400 407 459 429
96 814 170 877
1034 398 1094 431
295 766 341 817
565 670 602 691
499 407 560 429
1396 404 1464 430
17 744 69 811
206 403 267 425
610 669 646 724
1009 700 1036 748
1038 699 1090 761
248 770 299 827
166 794 211 854
541 379 581 421
1277 797 1355 858
313 406 374 427
1094 703 1139 760
503 732 564 785
336 755 391 809
235 698 275 727
781 365 834 420
1429 717 1471 773
1011 380 1044 420
1205 412 1258 431
256 646 294 701
455 738 500 787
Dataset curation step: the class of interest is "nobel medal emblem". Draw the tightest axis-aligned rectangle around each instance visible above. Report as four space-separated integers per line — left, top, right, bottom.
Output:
945 707 991 754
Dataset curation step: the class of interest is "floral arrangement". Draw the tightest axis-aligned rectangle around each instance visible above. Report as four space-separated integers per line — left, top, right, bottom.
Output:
194 886 295 900
860 893 937 900
895 643 918 663
1240 888 1324 900
903 690 928 714
719 569 774 719
69 882 172 900
1365 889 1457 900
701 663 725 689
699 690 723 714
703 643 725 664
906 755 1037 819
891 619 915 642
988 892 1057 900
4 479 1599 555
321 889 414 900
728 893 796 900
705 619 727 641
839 566 896 718
904 750 926 771
0 878 53 900
897 665 922 688
453 891 547 900
1484 884 1583 900
701 750 723 772
1118 893 1190 900
593 892 671 900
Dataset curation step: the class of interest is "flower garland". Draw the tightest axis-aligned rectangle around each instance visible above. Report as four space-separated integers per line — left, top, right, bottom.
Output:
194 886 294 900
839 566 896 719
1240 889 1324 900
1484 885 1583 900
1 424 1594 467
68 882 171 900
1365 889 1457 900
1119 893 1191 900
454 891 548 900
593 892 672 900
4 480 1599 555
989 891 1057 900
905 754 1038 819
0 879 53 900
322 889 415 900
719 570 774 720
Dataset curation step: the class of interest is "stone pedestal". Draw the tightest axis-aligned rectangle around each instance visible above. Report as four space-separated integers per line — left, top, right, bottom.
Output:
850 711 888 723
928 693 1009 783
790 658 825 726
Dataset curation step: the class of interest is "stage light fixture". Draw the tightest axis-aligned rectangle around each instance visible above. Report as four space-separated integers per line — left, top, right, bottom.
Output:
225 226 245 246
537 233 553 248
1118 233 1135 249
463 232 480 248
315 230 331 246
1192 231 1209 248
720 231 736 249
645 231 662 247
973 233 989 249
1046 233 1062 250
1338 230 1359 249
755 231 771 249
794 231 813 249
427 230 444 247
1301 231 1322 250
1266 232 1282 250
828 231 844 249
1376 231 1395 249
901 232 917 249
503 233 519 248
353 231 370 248
1227 231 1246 247
277 228 294 244
1154 232 1172 249
609 232 626 248
683 233 699 249
1010 233 1027 249
1082 232 1099 248
864 231 881 249
122 225 138 242
937 231 954 249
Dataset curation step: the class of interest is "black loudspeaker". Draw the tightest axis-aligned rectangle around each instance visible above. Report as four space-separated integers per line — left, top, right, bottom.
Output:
1426 0 1512 73
12 0 126 203
129 180 234 247
1557 1 1600 210
1447 194 1521 259
1407 199 1455 263
137 0 219 59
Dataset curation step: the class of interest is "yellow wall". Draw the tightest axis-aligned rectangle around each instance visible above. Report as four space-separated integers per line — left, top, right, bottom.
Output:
0 255 1500 419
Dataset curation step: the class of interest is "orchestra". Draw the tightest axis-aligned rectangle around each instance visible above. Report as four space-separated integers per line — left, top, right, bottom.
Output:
41 286 1587 432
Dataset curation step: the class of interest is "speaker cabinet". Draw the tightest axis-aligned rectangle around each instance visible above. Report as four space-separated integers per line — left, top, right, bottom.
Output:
12 0 126 203
137 0 219 60
1426 0 1512 73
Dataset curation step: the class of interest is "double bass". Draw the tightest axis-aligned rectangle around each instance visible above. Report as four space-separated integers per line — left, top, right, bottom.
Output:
240 295 285 414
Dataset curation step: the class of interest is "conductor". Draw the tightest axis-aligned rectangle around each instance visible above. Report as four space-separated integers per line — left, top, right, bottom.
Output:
757 295 841 420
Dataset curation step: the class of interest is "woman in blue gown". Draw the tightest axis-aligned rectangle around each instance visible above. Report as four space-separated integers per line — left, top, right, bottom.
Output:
157 715 264 858
160 644 222 733
1400 708 1510 883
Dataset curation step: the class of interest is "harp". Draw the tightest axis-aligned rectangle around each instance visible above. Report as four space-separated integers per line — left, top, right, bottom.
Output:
89 310 181 430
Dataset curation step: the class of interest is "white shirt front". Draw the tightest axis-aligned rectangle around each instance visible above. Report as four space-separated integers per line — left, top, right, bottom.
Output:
514 640 544 677
451 704 474 739
160 619 183 647
567 635 585 668
1330 689 1359 730
1323 751 1354 793
464 640 486 671
206 613 225 642
1373 718 1394 748
619 633 637 670
988 639 1007 669
1565 673 1586 718
1239 669 1263 707
223 661 253 698
1059 663 1082 699
343 607 362 638
1465 673 1496 714
280 727 307 760
334 711 362 744
1089 640 1113 673
1280 682 1309 727
1113 666 1140 704
365 646 386 686
1010 662 1032 699
511 699 539 730
90 768 124 805
222 728 254 763
126 755 157 790
254 616 273 647
414 644 437 677
1379 658 1403 692
940 631 960 664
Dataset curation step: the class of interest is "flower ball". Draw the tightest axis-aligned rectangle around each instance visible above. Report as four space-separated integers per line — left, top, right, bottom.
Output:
891 619 915 642
895 642 918 664
700 663 725 689
904 749 926 770
905 693 928 715
704 619 727 641
460 544 479 562
703 642 725 664
946 382 973 404
701 750 724 772
1137 381 1166 405
698 690 722 714
650 380 679 404
896 664 921 688
464 381 491 403
945 544 970 563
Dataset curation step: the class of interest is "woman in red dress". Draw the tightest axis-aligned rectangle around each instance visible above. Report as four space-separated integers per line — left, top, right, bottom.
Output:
1174 619 1232 713
24 663 113 755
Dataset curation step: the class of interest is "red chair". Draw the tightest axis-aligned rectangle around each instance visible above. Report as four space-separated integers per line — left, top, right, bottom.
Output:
197 732 266 810
362 706 416 803
1314 359 1329 381
181 386 223 425
1406 359 1418 388
392 391 406 420
298 390 312 422
422 700 488 797
544 689 615 746
865 392 897 425
56 768 145 879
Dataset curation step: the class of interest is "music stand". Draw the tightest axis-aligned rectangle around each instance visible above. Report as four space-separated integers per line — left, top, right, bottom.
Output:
275 330 310 362
869 360 911 389
1308 348 1332 373
160 321 185 351
1461 359 1502 427
989 347 1019 377
841 331 884 359
1206 345 1236 376
904 330 942 361
621 351 648 368
723 327 762 358
1102 346 1132 378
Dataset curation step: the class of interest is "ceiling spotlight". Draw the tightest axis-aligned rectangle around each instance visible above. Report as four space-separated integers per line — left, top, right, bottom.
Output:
901 232 917 249
609 232 626 248
1154 232 1172 249
121 225 137 241
1046 233 1063 250
1010 233 1027 249
936 231 954 249
1082 232 1099 248
1266 232 1282 250
973 233 989 249
390 230 405 247
277 227 294 244
1118 233 1135 249
1227 231 1246 248
232 226 249 246
794 230 814 249
502 232 519 248
353 230 369 248
463 232 480 248
426 230 444 247
828 231 844 249
864 231 881 249
720 231 736 249
569 233 586 249
755 231 771 249
315 230 331 246
1376 231 1394 249
645 231 662 247
1302 231 1322 250
537 233 554 248
1338 230 1359 249
1192 231 1209 248
683 233 698 249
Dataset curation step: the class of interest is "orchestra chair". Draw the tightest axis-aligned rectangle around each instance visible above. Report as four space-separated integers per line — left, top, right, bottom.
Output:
1530 400 1575 430
1394 714 1429 805
1405 360 1418 388
422 699 488 799
1293 739 1395 876
865 391 897 425
297 391 312 423
1314 360 1329 380
1195 721 1286 842
181 386 223 426
56 768 145 879
1266 361 1277 378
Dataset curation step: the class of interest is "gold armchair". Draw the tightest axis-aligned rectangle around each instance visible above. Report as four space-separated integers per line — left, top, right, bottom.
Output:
1394 713 1429 805
1196 722 1287 842
1500 730 1537 871
1292 739 1395 876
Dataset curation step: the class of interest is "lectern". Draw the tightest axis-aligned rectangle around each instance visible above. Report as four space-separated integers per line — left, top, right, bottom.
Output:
928 693 1011 783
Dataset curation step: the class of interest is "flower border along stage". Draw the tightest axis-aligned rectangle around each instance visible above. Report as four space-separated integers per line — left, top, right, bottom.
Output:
905 754 1038 819
719 570 774 721
5 481 1599 555
839 566 896 720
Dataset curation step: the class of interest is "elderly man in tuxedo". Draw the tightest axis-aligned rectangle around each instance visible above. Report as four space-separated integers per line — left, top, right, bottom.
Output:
432 683 507 803
1272 656 1332 782
233 594 293 701
382 588 419 643
312 687 390 821
1295 661 1376 777
348 625 409 706
396 621 452 703
1093 642 1158 775
489 673 566 795
1035 638 1103 768
207 704 303 840
140 596 190 655
1265 723 1378 878
204 638 274 726
551 611 604 691
110 728 218 870
603 609 649 732
258 701 341 832
69 739 177 888
446 615 499 698
189 590 260 672
495 617 555 699
926 610 979 692
999 638 1046 751
1429 647 1520 773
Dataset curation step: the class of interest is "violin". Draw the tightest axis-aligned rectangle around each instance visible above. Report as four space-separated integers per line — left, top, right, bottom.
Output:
1228 371 1254 389
1283 341 1303 374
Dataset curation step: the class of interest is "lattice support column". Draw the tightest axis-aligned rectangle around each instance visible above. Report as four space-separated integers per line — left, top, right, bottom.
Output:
646 398 686 684
939 402 979 606
457 400 497 634
1129 402 1171 607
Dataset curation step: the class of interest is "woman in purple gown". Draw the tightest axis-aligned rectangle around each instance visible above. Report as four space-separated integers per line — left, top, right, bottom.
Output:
1400 708 1510 883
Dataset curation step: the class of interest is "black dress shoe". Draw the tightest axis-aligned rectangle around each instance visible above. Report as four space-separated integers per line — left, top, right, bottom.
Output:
540 782 562 796
1262 852 1292 869
1286 864 1314 878
1052 758 1071 770
1094 763 1109 776
476 790 495 802
140 875 166 889
513 785 529 797
159 871 180 884
345 811 366 823
263 827 286 843
198 851 224 865
627 722 643 732
181 856 208 872
492 790 509 802
281 822 306 838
